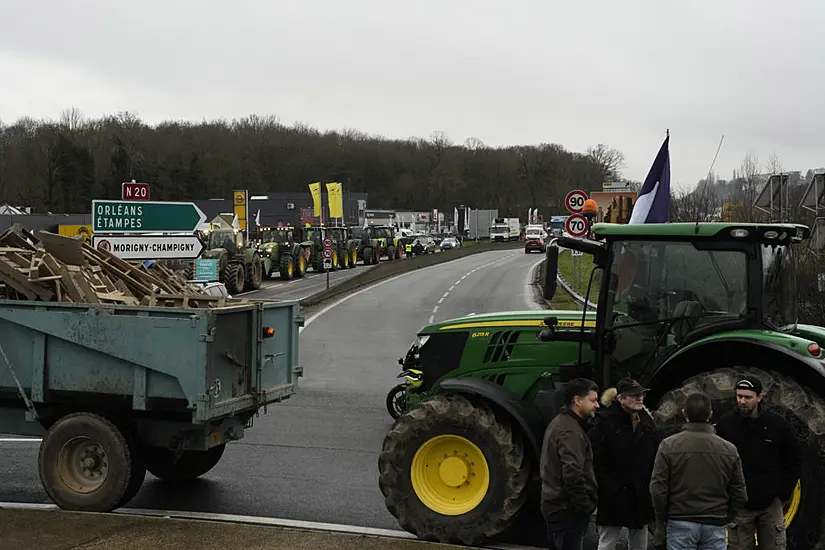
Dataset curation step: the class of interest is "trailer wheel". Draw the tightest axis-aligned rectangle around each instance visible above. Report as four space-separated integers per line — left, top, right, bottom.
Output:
654 367 825 549
115 431 147 509
38 412 133 512
143 444 226 482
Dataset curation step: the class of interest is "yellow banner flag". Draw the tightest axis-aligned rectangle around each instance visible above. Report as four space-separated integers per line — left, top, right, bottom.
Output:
308 182 321 217
326 182 344 219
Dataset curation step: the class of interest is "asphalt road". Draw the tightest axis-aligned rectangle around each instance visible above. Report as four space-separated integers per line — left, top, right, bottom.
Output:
0 249 554 546
236 261 377 301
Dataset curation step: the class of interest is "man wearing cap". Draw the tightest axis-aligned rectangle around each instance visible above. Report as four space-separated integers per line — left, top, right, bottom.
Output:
589 378 661 549
715 374 802 550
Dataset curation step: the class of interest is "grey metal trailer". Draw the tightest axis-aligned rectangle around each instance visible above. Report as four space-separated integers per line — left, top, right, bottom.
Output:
0 298 302 512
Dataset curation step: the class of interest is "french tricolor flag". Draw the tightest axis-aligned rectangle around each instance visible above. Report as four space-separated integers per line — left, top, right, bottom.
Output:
629 134 671 224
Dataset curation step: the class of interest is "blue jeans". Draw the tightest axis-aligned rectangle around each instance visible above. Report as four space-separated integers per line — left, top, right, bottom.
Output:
667 519 726 550
546 515 590 550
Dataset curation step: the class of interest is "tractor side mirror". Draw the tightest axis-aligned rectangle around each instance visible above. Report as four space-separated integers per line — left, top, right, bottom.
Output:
543 242 559 300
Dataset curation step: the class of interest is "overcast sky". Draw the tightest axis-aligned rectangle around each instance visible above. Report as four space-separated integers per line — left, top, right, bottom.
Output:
2 0 824 189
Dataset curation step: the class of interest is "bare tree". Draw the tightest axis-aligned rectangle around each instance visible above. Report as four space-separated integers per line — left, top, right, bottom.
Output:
766 151 783 174
586 143 625 181
670 177 722 222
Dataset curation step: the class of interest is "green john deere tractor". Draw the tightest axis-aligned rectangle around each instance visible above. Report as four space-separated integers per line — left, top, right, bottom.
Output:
378 222 825 548
366 225 403 261
324 226 359 269
296 226 341 272
185 228 262 294
257 226 307 280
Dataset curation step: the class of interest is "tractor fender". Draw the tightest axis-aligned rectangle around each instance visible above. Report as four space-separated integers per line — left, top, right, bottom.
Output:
645 334 825 406
439 378 545 462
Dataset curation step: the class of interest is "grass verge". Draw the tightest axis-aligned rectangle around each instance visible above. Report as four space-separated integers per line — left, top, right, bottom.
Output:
556 249 600 301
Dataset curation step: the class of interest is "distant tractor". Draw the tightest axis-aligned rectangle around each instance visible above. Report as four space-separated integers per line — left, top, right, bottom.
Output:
324 226 359 269
379 222 825 549
257 226 307 280
296 226 343 272
185 228 262 294
351 227 382 265
366 225 403 261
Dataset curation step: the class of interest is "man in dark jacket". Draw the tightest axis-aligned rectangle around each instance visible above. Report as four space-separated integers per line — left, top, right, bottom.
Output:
589 378 661 549
541 377 600 550
715 374 802 550
649 391 747 549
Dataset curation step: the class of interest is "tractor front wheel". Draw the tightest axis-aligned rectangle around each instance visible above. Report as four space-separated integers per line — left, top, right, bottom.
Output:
378 394 529 545
224 263 245 294
279 254 295 280
654 367 825 549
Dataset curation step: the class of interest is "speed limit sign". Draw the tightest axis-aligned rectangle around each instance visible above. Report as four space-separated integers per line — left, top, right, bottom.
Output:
565 213 589 238
565 190 589 214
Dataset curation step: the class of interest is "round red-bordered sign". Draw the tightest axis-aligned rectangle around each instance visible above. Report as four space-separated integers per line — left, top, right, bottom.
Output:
322 248 334 259
322 237 334 249
564 190 589 214
565 213 589 238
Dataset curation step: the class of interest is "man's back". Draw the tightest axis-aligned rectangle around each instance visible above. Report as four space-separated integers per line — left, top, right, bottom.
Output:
650 423 747 526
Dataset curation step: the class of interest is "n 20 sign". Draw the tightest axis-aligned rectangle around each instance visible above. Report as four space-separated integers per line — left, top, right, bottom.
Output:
564 190 588 214
565 213 589 238
122 181 150 201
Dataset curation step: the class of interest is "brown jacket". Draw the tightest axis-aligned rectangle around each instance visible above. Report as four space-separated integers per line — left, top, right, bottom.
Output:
540 408 598 525
649 422 747 526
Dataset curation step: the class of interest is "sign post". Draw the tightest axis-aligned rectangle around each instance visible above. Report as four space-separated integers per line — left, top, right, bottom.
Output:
92 234 205 260
322 236 334 290
92 200 207 233
121 181 150 201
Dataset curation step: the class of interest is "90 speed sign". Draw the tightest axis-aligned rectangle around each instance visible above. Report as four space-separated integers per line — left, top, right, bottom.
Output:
564 213 589 238
564 189 589 213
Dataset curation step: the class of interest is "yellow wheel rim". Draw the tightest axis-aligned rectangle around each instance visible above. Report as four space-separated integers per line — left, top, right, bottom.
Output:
299 255 306 272
351 249 357 264
287 261 293 277
333 249 338 267
410 434 490 516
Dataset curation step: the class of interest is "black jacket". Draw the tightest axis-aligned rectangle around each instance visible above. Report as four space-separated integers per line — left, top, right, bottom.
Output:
588 400 661 528
540 408 598 526
715 407 802 510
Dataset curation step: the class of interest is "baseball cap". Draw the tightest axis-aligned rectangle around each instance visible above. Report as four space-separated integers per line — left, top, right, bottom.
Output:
617 377 649 396
736 375 763 395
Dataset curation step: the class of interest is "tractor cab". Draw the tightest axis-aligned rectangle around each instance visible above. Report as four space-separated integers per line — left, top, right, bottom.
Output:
543 222 809 393
206 228 243 255
260 226 293 245
298 226 324 245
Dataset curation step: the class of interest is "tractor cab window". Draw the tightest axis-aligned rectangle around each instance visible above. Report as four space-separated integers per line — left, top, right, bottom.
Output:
263 230 290 244
303 229 321 244
209 231 237 253
762 243 798 329
605 240 748 377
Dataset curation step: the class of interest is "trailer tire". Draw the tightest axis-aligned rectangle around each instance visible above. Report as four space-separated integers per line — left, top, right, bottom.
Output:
144 444 226 482
115 430 146 509
38 412 133 512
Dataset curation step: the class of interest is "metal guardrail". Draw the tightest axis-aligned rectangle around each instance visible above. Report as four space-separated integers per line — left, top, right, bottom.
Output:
555 269 597 310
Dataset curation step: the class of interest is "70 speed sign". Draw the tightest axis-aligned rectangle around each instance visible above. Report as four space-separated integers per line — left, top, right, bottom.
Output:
565 214 589 238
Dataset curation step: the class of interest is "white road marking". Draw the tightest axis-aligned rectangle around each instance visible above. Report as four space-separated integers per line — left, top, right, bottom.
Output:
0 438 41 442
0 502 543 549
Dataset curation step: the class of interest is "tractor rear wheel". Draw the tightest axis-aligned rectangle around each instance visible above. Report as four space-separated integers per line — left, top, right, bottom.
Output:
349 246 358 268
339 249 349 269
248 255 263 290
654 367 825 549
363 247 374 265
295 252 307 278
183 263 194 280
279 254 295 280
387 245 396 261
224 263 245 294
378 394 529 545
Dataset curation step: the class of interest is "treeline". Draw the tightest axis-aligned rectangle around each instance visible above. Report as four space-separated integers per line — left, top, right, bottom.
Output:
0 108 629 215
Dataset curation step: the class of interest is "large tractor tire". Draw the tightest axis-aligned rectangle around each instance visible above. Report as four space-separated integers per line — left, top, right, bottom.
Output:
654 367 825 549
183 263 194 280
348 245 358 268
224 263 245 294
378 394 529 545
244 255 263 291
279 254 295 280
38 412 137 512
387 245 396 261
362 246 374 265
295 251 307 278
143 444 226 483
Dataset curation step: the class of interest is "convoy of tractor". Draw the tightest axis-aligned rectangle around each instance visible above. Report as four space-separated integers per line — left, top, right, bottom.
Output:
378 222 825 549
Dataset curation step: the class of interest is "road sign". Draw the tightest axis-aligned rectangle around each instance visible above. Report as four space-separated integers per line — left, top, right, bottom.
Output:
194 259 219 281
565 190 589 213
323 258 333 270
322 248 333 260
121 181 150 201
92 200 207 233
92 234 205 260
571 250 584 257
322 237 334 249
565 214 589 238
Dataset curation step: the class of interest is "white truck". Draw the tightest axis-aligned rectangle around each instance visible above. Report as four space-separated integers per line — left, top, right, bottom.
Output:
490 217 520 242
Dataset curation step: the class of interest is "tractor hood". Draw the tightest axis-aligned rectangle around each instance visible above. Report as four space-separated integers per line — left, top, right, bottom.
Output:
259 242 280 254
201 248 226 260
421 309 596 334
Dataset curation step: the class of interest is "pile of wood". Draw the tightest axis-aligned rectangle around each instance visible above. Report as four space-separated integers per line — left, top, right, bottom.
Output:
0 224 234 308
